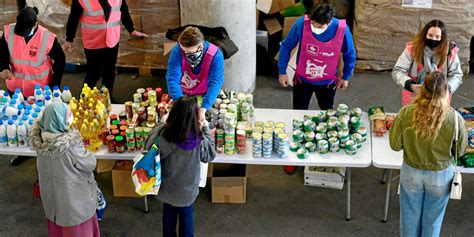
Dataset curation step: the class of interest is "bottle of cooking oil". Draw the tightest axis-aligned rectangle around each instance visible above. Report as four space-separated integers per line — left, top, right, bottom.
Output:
89 121 101 152
80 123 90 148
101 86 111 112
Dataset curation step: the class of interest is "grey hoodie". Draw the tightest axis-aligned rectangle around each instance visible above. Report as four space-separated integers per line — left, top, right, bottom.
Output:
145 124 216 207
392 45 463 92
29 124 97 227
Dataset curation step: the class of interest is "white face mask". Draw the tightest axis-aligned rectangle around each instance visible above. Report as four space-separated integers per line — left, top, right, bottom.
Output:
311 24 328 35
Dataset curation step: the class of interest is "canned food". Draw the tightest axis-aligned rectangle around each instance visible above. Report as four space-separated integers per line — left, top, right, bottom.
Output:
337 104 349 116
357 127 368 142
135 127 144 139
315 133 326 141
277 133 289 158
329 137 340 149
220 103 228 110
305 142 316 152
293 118 304 130
125 101 133 114
254 121 264 128
351 107 362 118
253 127 264 134
303 120 316 132
136 88 146 95
115 136 125 153
326 109 337 117
290 142 301 152
350 116 361 132
293 130 304 142
265 121 275 129
275 122 286 130
246 94 253 105
315 125 327 134
143 127 152 140
133 93 142 103
317 140 329 154
216 145 224 155
107 135 115 153
304 131 316 142
297 148 309 159
351 133 363 148
126 128 135 139
344 140 357 155
327 131 338 139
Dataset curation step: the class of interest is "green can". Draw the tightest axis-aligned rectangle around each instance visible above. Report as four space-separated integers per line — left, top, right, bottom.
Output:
290 142 301 152
337 104 349 116
327 131 338 139
293 118 304 130
328 137 340 148
350 116 361 131
326 109 337 117
143 127 152 140
344 140 357 155
317 140 329 154
303 120 316 132
315 133 326 141
315 125 327 134
304 131 315 142
312 111 326 123
351 107 362 118
126 128 135 140
305 142 316 152
338 128 350 140
357 127 367 142
351 133 363 148
135 127 144 139
293 130 304 142
297 148 308 159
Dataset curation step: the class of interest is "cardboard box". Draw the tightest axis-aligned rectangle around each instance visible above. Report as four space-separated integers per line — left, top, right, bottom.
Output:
263 17 282 35
211 164 247 203
256 30 269 52
304 166 345 190
96 159 116 173
282 16 299 38
112 161 140 198
257 0 295 15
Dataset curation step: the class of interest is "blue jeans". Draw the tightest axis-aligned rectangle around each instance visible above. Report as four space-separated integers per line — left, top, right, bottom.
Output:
163 203 194 237
400 162 454 237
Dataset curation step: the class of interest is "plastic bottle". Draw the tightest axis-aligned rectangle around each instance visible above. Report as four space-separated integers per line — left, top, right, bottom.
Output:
17 121 27 147
21 115 29 123
44 96 52 107
17 104 24 117
14 88 24 104
35 90 45 104
7 120 17 146
32 113 39 122
9 99 17 110
34 108 42 119
27 119 35 133
2 116 8 129
101 86 111 111
0 90 4 101
0 120 7 147
80 123 91 148
34 84 43 95
53 85 62 97
12 115 19 126
61 86 72 103
3 91 10 103
37 101 45 112
43 85 52 97
53 93 62 103
11 95 18 107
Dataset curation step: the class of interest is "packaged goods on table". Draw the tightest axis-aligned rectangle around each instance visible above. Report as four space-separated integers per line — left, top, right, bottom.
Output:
290 104 367 157
0 85 73 148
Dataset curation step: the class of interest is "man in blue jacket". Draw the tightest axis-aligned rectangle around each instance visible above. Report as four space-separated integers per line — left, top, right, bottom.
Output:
166 26 224 122
278 3 356 174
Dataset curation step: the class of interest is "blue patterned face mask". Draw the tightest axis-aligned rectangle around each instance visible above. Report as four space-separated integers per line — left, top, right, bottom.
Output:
185 45 203 69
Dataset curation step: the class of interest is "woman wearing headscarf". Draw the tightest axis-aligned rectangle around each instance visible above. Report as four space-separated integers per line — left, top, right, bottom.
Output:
29 102 99 237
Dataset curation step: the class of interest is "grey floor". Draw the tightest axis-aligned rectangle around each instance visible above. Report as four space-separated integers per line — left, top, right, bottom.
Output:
0 71 473 236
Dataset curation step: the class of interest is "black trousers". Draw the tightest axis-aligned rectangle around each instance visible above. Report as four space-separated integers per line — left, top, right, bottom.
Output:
292 80 337 110
84 44 119 96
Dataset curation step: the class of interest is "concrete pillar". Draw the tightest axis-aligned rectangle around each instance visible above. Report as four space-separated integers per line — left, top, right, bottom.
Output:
180 0 256 93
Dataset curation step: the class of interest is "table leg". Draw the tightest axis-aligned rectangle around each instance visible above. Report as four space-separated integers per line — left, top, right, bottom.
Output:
381 169 387 184
382 169 393 223
144 195 149 213
346 168 351 221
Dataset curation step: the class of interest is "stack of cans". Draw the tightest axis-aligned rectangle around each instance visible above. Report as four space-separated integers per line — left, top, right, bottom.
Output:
276 133 289 158
236 129 246 154
337 104 349 116
329 137 340 153
135 127 144 151
357 127 368 142
262 133 273 158
227 104 238 121
209 108 219 129
317 140 329 154
344 140 357 155
216 129 224 154
225 113 236 129
126 128 135 152
273 128 284 151
252 132 262 158
224 127 235 155
293 118 304 131
240 102 252 121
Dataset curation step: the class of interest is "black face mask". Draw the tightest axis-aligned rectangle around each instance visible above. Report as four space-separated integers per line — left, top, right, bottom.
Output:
425 39 441 49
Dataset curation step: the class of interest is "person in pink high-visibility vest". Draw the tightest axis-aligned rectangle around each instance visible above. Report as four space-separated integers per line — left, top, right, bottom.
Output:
392 20 463 106
63 0 148 100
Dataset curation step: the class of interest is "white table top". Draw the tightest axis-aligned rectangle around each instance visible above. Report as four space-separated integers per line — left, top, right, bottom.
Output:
0 106 373 167
371 113 474 173
214 108 373 168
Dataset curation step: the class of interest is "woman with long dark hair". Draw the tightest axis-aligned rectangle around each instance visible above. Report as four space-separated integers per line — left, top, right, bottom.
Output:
390 72 467 236
145 96 216 237
392 20 463 106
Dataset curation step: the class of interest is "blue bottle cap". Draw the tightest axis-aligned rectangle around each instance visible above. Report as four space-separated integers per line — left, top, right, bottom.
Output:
36 90 42 95
35 85 41 89
45 91 52 96
29 120 34 125
24 110 30 116
54 93 60 97
37 101 44 107
15 88 21 93
12 115 18 120
19 121 24 126
10 99 16 105
44 85 50 90
63 86 70 90
53 85 59 90
26 105 33 110
22 115 28 121
45 96 51 100
18 104 24 110
8 120 14 125
35 108 41 113
32 113 39 118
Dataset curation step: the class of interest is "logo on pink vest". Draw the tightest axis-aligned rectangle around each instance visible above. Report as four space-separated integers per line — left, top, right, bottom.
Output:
296 16 346 83
180 43 219 96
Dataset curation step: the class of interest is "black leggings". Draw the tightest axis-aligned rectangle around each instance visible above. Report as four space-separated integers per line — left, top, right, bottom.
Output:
83 44 119 96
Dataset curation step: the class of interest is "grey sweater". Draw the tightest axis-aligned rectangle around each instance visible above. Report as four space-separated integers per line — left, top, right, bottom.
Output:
145 125 216 207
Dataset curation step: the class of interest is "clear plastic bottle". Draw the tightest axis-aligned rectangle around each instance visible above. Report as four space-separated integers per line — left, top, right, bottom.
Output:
32 112 40 122
2 116 8 129
17 104 24 117
27 119 35 133
0 120 7 147
17 121 28 147
12 115 19 126
9 99 18 110
61 86 72 103
3 91 10 103
11 94 18 106
34 84 43 95
6 120 17 146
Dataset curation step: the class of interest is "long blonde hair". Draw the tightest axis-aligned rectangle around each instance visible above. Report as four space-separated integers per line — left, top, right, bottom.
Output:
412 72 450 141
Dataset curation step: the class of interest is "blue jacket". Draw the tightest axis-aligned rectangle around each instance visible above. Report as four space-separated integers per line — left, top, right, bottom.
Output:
278 17 356 85
166 41 224 110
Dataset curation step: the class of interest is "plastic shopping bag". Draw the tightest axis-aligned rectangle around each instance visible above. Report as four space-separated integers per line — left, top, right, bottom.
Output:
131 144 161 196
96 184 107 220
199 162 208 188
